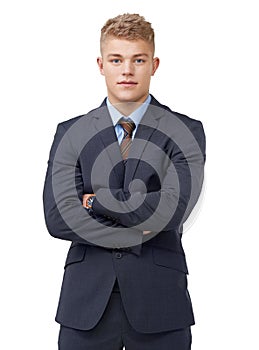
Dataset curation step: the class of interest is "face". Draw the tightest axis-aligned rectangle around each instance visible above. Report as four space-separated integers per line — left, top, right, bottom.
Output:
97 37 159 105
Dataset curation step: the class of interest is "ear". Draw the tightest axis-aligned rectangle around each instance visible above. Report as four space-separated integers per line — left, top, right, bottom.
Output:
152 57 160 76
97 57 104 75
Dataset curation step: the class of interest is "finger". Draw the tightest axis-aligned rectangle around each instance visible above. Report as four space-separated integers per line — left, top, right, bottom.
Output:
143 231 151 235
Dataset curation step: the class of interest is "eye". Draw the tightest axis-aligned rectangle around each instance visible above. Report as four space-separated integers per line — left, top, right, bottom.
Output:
135 59 145 64
111 59 121 64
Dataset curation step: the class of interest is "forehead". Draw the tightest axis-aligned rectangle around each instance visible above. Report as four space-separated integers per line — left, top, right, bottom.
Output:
101 37 154 57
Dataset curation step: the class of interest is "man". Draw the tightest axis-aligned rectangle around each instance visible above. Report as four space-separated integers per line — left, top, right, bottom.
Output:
43 13 206 350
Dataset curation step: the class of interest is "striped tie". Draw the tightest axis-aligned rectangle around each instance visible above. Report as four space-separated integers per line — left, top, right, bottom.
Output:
118 117 136 161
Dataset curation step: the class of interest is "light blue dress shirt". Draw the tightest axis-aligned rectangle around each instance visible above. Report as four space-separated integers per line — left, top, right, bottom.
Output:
106 94 151 145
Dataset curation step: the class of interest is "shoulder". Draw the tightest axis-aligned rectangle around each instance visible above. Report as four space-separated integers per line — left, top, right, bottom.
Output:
150 95 206 159
150 95 202 127
56 98 107 130
57 106 101 131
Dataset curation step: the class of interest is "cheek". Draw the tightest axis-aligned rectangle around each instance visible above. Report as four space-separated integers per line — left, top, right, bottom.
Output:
142 73 152 86
104 71 116 83
104 68 118 80
138 67 153 83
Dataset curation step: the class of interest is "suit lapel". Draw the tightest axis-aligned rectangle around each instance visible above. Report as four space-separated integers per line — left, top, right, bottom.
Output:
93 103 125 186
124 98 165 188
93 97 165 189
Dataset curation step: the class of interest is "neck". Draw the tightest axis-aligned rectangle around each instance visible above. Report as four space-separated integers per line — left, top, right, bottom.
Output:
108 94 149 116
112 102 142 116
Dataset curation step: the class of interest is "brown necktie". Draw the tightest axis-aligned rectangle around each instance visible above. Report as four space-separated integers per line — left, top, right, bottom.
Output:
117 117 136 161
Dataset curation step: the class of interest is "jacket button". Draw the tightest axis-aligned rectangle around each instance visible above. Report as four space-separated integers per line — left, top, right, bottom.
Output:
115 252 122 259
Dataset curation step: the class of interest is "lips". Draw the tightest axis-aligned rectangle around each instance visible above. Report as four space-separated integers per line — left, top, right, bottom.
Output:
117 81 138 86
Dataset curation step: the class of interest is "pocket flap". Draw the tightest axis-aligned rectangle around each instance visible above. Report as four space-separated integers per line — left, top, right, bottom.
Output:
64 244 87 268
152 247 189 274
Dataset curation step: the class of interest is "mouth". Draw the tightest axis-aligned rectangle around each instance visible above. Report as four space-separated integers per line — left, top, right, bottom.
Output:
117 81 138 87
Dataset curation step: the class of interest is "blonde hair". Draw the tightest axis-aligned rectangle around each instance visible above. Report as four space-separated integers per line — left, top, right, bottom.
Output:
100 13 155 53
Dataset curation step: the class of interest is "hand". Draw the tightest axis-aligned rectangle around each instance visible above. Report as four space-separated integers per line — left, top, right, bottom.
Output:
83 194 151 234
82 193 96 209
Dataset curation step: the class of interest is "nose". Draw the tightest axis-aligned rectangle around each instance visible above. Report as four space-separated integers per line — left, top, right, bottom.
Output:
122 60 134 76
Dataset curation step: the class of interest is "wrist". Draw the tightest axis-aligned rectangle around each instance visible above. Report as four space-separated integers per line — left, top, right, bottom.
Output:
86 194 96 209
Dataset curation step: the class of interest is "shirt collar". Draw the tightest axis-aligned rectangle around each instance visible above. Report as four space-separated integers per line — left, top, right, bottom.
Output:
106 95 151 127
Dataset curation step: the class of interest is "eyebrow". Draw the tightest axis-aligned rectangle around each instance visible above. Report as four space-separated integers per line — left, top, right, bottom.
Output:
107 53 149 58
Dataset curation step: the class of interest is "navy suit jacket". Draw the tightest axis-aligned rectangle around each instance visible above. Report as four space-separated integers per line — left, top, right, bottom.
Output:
43 95 206 333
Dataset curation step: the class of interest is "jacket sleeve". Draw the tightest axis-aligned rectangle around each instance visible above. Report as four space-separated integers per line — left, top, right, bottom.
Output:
92 120 206 232
43 123 143 247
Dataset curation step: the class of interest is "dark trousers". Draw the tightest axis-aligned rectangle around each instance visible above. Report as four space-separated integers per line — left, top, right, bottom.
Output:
58 279 192 350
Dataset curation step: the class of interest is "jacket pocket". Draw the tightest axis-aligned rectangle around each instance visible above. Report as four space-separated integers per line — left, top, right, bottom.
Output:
152 247 189 274
64 244 87 268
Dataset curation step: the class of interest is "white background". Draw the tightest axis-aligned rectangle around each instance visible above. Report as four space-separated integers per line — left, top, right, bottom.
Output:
1 0 258 349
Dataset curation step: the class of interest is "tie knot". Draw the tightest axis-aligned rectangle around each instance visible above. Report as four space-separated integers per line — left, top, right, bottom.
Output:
118 117 136 136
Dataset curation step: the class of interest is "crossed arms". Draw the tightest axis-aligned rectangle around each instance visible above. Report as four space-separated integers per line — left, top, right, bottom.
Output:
43 119 205 246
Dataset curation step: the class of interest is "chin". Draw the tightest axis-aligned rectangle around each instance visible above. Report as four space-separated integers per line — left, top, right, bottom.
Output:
115 93 143 103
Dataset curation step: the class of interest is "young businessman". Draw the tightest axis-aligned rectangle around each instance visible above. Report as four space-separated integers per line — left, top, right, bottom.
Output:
43 13 206 350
